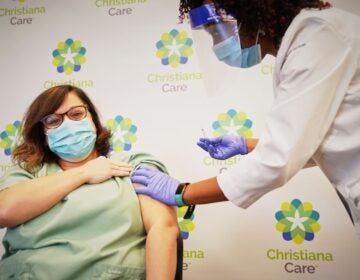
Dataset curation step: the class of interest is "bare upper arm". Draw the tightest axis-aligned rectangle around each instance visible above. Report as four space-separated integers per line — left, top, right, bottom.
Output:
137 193 177 234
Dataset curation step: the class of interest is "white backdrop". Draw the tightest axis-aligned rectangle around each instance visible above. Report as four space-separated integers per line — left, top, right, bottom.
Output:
1 0 360 279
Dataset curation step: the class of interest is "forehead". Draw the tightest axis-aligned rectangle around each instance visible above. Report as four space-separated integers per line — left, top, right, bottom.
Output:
55 91 84 113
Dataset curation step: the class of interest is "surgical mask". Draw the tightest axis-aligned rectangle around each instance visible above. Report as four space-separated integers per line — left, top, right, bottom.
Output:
47 118 96 162
212 34 262 68
240 44 262 68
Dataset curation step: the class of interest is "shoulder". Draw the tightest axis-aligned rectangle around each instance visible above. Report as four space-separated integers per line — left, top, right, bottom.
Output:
0 162 61 190
109 151 153 163
109 152 168 173
279 7 357 54
275 8 356 77
0 164 34 190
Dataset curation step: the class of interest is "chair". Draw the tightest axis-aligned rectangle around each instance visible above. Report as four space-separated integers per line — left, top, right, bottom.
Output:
175 234 183 280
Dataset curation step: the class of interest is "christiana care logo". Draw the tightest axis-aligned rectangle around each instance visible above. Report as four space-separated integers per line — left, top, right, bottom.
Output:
0 121 22 156
178 206 195 240
268 199 333 275
201 109 253 169
106 115 137 153
275 199 320 245
155 29 193 68
212 109 253 138
52 38 87 75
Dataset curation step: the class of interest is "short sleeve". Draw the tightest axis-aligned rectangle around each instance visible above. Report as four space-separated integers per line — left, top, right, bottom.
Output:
109 152 168 174
0 165 34 191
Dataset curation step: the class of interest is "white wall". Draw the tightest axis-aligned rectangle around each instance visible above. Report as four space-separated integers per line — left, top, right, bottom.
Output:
331 0 360 15
0 0 359 279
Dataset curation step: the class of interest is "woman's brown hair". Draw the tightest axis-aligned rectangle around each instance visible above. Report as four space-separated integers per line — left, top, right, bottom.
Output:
12 85 111 172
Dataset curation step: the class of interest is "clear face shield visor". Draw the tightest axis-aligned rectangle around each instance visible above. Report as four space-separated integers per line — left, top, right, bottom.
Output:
188 4 262 97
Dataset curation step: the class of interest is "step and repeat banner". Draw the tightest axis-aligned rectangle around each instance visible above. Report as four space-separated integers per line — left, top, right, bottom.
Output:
1 1 360 279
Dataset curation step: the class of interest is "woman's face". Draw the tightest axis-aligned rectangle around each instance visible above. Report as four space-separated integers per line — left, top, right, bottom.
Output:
43 91 98 167
45 91 96 133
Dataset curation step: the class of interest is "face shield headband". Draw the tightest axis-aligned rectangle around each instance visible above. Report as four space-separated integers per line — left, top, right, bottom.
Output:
189 3 222 29
189 3 238 45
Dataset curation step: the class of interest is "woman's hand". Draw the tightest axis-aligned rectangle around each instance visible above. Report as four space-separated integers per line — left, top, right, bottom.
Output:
131 166 179 206
82 156 133 184
197 135 248 159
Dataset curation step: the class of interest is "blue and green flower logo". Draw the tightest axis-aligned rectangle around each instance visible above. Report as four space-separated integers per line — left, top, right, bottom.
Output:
275 199 320 245
0 121 22 156
106 115 137 153
212 109 253 138
177 206 196 240
52 38 87 75
156 29 193 68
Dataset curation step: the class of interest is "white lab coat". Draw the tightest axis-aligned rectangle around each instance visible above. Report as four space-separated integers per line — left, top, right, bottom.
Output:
217 7 360 236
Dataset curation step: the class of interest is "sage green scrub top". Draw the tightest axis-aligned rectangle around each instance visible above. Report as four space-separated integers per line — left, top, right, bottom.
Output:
0 152 167 280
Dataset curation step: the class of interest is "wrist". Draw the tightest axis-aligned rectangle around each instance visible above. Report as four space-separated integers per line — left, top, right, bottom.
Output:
76 165 90 184
239 136 247 155
175 183 190 207
175 183 196 219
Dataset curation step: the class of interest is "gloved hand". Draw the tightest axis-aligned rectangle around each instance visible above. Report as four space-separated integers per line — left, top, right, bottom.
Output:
197 135 247 160
130 165 180 206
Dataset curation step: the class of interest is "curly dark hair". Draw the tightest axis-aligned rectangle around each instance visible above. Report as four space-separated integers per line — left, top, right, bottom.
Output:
179 0 331 47
12 85 112 172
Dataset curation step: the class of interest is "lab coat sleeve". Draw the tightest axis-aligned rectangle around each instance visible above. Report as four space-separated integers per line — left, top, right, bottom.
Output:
217 16 357 208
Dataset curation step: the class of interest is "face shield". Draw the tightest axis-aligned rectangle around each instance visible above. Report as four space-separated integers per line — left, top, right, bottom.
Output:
189 4 239 47
188 4 262 96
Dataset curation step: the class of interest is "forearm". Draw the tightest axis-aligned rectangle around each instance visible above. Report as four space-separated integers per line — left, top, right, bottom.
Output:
145 222 178 280
182 177 228 205
138 194 178 280
246 138 258 153
0 167 88 227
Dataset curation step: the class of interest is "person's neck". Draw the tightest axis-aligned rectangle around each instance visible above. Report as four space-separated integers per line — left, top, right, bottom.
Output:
58 150 98 171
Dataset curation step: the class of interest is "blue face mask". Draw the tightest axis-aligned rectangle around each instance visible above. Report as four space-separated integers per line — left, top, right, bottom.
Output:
47 118 96 162
212 35 262 68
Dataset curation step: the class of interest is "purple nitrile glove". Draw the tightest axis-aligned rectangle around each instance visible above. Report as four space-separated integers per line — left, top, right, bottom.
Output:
197 135 247 160
130 165 180 206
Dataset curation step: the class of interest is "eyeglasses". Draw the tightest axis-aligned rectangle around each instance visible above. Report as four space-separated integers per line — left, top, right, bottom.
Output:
41 105 88 129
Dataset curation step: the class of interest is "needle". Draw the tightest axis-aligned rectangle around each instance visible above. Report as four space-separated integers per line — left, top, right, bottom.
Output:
201 128 207 137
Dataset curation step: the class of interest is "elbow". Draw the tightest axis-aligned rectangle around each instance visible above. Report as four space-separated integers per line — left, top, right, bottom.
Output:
0 203 20 228
255 150 294 188
160 220 180 238
0 199 8 227
0 209 12 228
149 218 180 239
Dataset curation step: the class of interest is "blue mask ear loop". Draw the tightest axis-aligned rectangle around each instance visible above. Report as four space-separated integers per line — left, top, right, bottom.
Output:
256 27 266 44
237 22 242 48
256 29 260 44
255 27 264 60
238 23 264 45
238 23 262 47
256 25 265 44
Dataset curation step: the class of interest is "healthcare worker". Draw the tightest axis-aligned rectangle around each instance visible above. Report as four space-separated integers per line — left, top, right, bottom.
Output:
0 85 180 280
131 0 360 238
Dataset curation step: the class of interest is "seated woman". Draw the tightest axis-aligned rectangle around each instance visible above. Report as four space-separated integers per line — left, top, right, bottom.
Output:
0 85 179 280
